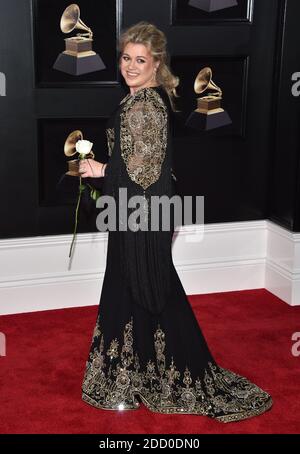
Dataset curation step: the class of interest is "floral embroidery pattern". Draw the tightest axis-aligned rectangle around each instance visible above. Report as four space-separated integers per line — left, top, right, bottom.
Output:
119 88 168 190
106 127 115 157
82 317 272 422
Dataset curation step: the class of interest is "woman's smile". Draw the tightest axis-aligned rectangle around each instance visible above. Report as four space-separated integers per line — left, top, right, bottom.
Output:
126 71 139 78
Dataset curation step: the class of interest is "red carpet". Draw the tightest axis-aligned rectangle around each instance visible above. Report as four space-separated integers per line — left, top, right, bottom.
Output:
0 289 299 434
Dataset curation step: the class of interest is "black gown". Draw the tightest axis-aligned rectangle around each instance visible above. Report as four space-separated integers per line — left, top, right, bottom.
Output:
81 85 272 423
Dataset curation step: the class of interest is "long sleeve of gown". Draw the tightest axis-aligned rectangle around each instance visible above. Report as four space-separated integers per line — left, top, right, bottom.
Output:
118 88 174 315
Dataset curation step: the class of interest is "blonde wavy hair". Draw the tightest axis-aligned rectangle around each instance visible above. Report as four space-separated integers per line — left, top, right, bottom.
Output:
118 21 180 112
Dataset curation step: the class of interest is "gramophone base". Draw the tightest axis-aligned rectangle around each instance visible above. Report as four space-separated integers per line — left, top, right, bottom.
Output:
185 109 232 131
65 158 81 177
53 52 106 75
188 0 238 12
66 171 81 177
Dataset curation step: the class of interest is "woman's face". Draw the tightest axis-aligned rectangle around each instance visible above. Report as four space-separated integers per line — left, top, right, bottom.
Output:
120 42 159 92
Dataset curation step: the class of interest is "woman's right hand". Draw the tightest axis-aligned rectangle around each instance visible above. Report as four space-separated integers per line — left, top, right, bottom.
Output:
79 159 106 178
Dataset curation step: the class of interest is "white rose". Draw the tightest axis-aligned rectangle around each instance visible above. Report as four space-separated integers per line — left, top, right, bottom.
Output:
76 139 93 155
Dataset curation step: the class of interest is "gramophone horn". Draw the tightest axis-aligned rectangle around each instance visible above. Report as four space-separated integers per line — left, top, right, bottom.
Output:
194 67 222 97
60 4 92 37
64 130 83 157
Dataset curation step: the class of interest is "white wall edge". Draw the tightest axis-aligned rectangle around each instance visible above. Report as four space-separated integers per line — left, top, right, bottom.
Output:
0 219 298 315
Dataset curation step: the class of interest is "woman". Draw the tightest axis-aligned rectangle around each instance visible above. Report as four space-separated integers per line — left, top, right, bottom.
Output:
79 22 272 423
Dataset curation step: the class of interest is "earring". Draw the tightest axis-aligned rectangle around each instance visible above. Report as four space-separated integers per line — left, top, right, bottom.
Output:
152 68 157 82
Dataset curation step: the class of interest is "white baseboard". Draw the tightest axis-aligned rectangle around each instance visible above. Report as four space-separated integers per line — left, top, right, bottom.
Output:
0 219 298 315
265 221 300 306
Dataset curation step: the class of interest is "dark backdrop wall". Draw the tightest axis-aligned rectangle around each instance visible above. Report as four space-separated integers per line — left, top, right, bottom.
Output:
0 0 299 239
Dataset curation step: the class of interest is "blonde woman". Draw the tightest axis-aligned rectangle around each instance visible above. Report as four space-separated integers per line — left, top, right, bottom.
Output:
80 21 272 422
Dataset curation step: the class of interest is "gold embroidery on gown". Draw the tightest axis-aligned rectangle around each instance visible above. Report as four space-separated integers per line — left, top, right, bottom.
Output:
106 128 115 157
119 88 168 190
82 317 273 423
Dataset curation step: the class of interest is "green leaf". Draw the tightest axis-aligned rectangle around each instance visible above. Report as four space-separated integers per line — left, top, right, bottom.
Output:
90 189 101 201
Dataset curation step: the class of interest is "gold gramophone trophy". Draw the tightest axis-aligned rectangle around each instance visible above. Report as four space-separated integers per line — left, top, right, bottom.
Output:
64 130 95 177
185 67 232 130
53 3 106 75
188 0 238 12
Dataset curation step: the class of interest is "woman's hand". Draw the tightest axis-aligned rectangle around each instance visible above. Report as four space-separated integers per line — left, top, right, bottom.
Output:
79 159 106 178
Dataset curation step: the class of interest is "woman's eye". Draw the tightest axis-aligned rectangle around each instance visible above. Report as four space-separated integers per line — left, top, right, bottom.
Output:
122 56 145 64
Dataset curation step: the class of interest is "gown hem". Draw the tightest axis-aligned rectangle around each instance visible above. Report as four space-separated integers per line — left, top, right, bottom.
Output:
81 392 273 424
